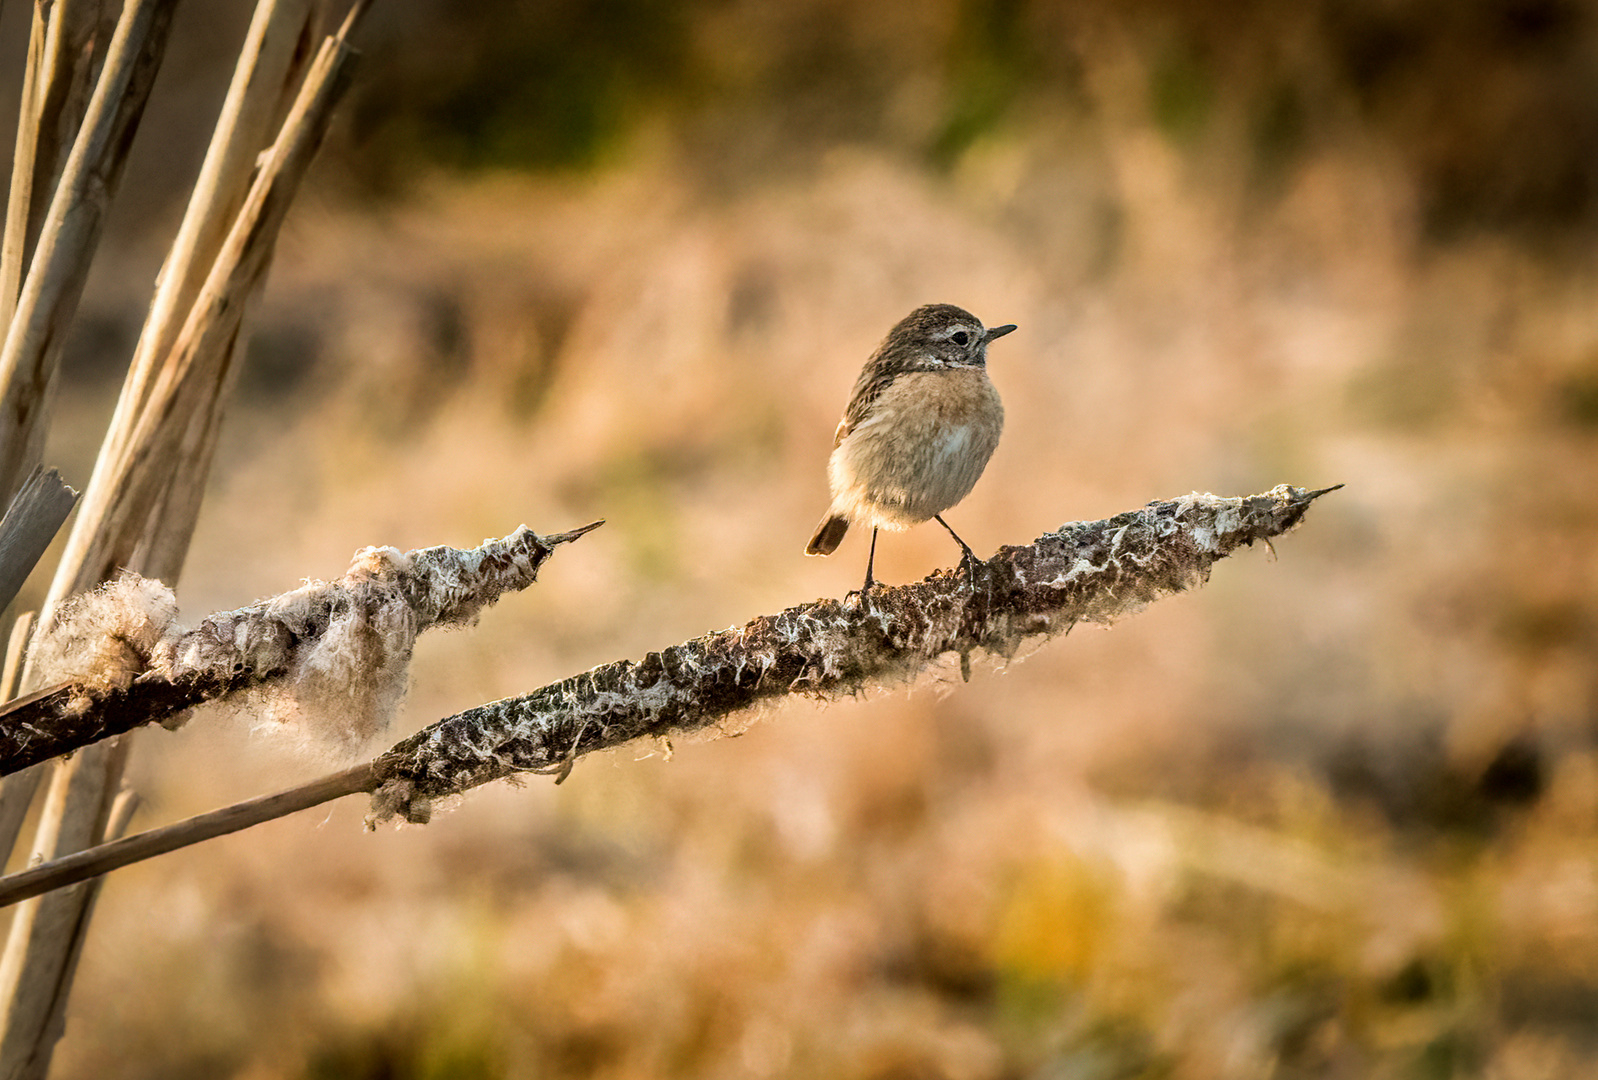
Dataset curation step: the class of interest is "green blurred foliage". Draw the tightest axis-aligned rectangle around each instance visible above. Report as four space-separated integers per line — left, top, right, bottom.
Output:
305 1019 505 1080
348 0 695 178
1148 39 1215 146
928 0 1052 167
335 0 1598 245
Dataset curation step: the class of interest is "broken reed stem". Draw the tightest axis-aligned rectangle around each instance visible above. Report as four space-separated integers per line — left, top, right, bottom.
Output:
0 485 1340 906
0 466 78 612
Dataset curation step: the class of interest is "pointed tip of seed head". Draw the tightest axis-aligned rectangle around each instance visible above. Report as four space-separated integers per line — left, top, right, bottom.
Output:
549 520 606 545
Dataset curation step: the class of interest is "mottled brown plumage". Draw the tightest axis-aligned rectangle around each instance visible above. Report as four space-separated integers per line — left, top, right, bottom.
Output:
806 303 1015 590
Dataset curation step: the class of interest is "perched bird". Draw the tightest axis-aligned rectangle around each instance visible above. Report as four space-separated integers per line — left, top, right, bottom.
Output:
805 303 1015 591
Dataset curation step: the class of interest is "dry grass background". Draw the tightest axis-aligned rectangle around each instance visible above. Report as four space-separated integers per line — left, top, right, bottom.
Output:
9 0 1598 1076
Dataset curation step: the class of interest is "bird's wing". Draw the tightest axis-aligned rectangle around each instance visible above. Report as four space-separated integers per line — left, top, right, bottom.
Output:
839 366 896 444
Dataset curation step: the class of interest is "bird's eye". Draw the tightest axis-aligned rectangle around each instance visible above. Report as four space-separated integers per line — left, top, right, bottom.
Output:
951 331 970 346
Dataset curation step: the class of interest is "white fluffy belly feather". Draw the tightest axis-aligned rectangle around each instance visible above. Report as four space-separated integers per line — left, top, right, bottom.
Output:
826 371 1003 530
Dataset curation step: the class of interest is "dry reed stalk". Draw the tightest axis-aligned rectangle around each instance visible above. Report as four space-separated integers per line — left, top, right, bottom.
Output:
0 485 1340 906
0 618 39 866
0 4 49 334
48 0 335 608
0 0 180 872
0 2 367 1073
0 618 33 705
0 0 170 510
3 782 139 1078
80 0 319 582
0 765 379 908
0 0 114 345
0 0 181 860
0 0 120 885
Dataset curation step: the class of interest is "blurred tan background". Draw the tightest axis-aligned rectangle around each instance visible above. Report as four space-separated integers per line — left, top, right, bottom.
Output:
8 0 1598 1075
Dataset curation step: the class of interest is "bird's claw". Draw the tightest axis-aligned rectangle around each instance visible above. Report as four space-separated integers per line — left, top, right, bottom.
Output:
955 546 982 589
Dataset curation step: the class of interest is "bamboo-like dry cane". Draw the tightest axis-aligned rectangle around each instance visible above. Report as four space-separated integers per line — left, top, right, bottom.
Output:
0 0 114 348
78 0 319 583
0 0 168 511
0 0 182 868
47 0 341 610
0 0 115 899
0 2 367 1074
0 617 41 866
0 3 50 333
0 0 183 856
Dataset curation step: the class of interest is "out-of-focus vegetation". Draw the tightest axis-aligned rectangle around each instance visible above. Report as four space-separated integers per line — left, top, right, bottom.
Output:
6 0 1598 1076
340 0 1598 243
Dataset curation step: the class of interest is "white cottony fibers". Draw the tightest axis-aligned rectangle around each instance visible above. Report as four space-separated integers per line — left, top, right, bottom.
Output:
253 548 422 754
24 525 592 756
31 576 181 705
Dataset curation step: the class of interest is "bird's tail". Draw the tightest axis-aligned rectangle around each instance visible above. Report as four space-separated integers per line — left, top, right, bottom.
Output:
805 514 848 556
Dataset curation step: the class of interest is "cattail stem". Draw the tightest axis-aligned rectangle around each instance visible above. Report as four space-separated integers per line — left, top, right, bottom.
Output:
0 485 1340 906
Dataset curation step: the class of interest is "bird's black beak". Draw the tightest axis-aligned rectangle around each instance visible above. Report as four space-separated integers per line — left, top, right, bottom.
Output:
984 324 1018 343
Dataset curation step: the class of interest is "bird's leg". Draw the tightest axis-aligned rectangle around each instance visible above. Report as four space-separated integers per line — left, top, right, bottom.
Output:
934 514 980 586
861 528 880 593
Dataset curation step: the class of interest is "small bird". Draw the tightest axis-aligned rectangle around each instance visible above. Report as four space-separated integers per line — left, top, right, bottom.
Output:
806 303 1015 591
